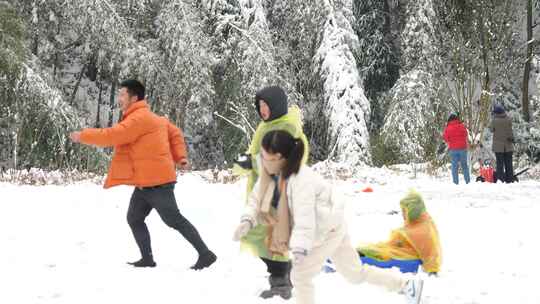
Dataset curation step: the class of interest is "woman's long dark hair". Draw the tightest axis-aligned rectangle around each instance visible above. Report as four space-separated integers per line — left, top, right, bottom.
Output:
261 130 305 179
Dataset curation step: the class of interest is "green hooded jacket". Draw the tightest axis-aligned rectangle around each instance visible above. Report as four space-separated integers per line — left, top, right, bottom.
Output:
237 86 309 261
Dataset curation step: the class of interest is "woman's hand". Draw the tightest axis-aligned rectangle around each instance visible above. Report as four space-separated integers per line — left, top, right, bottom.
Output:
232 220 252 241
291 248 308 265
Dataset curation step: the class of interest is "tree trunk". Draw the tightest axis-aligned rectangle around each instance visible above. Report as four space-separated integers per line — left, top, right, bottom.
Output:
31 35 39 56
154 96 161 114
70 64 86 106
108 72 118 127
478 12 490 91
53 17 62 79
475 8 492 148
522 0 532 122
148 74 156 111
12 130 17 169
31 0 39 56
95 80 103 128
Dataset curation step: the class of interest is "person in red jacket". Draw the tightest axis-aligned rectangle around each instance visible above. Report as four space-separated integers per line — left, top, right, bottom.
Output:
443 113 470 184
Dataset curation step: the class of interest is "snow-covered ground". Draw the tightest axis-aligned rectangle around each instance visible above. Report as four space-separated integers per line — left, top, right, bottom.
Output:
1 168 539 304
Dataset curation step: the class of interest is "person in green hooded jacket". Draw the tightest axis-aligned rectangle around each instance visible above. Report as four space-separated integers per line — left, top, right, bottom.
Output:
233 86 309 300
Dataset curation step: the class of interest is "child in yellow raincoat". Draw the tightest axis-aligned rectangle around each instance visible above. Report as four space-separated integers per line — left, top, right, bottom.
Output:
357 190 442 275
232 86 309 300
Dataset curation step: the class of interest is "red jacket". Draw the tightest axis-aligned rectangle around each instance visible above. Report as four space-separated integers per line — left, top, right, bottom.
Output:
443 120 468 150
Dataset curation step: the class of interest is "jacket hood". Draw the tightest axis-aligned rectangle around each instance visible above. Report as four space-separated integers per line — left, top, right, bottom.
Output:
493 105 505 115
400 190 426 223
254 86 288 121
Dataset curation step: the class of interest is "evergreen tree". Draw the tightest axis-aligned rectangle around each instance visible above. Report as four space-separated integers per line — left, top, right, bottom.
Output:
352 0 400 131
381 0 442 163
314 0 372 166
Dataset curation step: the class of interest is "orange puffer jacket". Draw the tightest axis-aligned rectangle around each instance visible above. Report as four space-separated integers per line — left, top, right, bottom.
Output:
80 101 187 189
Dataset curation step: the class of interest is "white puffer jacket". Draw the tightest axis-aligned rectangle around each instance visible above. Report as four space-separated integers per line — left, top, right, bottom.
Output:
242 165 345 253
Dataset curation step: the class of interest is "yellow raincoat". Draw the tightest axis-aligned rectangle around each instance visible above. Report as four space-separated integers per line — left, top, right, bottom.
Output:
357 190 442 273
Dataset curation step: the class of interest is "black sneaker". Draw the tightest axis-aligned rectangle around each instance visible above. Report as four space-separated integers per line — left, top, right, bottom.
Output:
127 258 156 268
190 251 217 270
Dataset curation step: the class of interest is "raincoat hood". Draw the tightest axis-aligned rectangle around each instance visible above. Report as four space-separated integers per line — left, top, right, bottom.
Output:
400 190 427 223
255 86 288 121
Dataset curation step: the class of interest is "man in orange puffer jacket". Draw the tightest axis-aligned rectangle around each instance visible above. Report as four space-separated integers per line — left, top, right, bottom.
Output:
69 79 216 270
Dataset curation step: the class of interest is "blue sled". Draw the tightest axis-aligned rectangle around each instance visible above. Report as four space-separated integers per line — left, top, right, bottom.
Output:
323 256 422 274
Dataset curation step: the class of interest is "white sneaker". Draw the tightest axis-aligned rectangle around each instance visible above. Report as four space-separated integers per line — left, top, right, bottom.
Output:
403 277 424 304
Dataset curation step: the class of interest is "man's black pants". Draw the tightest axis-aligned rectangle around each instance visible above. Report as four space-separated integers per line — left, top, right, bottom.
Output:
127 182 209 259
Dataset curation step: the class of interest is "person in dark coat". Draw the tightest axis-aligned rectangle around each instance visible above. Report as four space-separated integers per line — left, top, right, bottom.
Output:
443 113 470 184
490 105 514 183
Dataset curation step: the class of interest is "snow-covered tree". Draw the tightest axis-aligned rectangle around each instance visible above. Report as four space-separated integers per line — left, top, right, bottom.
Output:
0 1 25 79
0 1 26 169
381 69 441 162
435 0 520 149
149 0 224 169
2 0 539 172
352 0 400 131
314 0 372 167
199 0 282 163
2 59 108 171
264 0 327 159
380 0 442 163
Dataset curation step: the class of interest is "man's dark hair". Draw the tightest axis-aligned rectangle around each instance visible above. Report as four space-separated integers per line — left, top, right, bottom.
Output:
120 79 145 101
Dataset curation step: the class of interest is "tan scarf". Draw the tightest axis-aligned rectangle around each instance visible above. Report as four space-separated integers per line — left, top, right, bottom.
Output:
257 160 291 256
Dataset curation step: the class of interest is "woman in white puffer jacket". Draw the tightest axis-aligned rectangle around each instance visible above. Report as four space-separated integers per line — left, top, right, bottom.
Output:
233 130 423 304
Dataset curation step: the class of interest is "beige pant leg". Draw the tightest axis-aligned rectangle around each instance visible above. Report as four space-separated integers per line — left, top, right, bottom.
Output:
291 229 345 304
330 232 405 292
